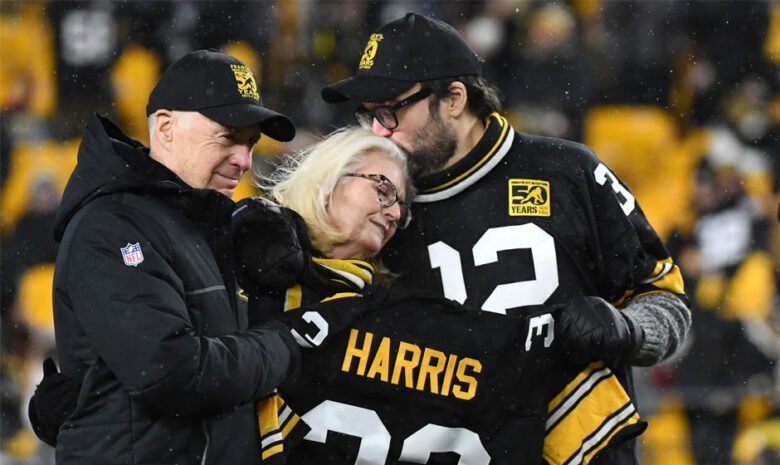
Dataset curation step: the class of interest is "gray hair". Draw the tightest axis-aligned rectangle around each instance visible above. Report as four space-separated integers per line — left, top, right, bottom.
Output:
147 111 197 140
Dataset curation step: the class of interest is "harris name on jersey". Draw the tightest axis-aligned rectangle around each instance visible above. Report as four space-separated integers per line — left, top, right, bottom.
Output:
338 309 555 401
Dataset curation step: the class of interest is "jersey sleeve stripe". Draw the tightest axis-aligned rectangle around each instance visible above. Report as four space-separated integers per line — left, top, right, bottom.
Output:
640 258 685 295
284 284 303 311
258 395 285 458
644 264 685 295
641 261 673 284
545 363 641 465
258 395 306 461
562 402 640 465
612 258 686 307
546 363 612 430
278 404 292 425
281 410 301 437
261 443 284 461
261 431 284 449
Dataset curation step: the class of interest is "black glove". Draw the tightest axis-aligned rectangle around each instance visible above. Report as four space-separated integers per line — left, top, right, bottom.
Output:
555 296 644 367
275 295 378 349
28 358 79 447
233 197 312 291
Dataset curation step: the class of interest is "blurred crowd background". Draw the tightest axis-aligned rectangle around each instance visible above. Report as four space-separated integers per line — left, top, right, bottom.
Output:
1 1 779 464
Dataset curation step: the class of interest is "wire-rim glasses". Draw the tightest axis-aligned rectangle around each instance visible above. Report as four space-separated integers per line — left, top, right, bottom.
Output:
343 173 412 229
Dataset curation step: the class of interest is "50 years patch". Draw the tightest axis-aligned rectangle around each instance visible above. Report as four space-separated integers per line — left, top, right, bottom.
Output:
508 179 550 217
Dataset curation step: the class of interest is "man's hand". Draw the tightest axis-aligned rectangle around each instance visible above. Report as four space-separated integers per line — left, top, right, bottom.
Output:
276 295 378 349
28 358 79 447
232 197 312 291
555 296 644 367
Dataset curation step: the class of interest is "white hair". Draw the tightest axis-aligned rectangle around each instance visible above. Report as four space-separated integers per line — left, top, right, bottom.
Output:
148 111 197 140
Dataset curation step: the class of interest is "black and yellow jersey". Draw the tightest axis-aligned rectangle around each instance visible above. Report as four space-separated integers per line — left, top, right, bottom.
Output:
382 113 685 312
252 257 645 465
284 289 556 465
251 258 376 463
380 113 682 464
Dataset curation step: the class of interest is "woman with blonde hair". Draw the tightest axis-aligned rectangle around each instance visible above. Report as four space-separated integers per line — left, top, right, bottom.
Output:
263 126 412 259
232 126 415 463
233 126 412 295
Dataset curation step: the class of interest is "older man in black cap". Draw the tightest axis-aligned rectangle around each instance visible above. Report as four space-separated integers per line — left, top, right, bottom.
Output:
31 49 373 465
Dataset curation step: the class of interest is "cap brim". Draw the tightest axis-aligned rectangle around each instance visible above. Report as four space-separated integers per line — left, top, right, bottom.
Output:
199 104 296 142
322 75 416 104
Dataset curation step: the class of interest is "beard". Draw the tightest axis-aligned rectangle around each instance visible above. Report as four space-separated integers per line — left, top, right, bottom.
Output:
402 111 458 180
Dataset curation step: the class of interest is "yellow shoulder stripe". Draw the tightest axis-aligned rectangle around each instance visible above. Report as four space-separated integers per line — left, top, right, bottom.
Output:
613 257 686 306
642 257 685 295
544 362 642 465
284 284 302 312
258 394 302 460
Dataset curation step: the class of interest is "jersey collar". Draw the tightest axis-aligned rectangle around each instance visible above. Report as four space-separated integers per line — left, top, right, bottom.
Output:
413 112 515 202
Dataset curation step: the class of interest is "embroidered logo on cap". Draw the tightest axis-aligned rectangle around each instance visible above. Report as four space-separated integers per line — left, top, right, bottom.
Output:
359 33 384 70
120 242 145 267
230 64 260 101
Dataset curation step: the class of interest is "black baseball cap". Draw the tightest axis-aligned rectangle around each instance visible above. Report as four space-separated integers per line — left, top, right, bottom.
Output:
321 13 482 104
146 49 295 142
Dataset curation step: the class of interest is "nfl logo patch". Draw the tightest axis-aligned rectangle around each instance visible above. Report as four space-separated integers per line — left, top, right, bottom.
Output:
120 242 144 267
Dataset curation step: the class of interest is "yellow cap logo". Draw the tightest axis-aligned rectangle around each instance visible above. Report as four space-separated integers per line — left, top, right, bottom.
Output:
359 34 384 70
508 179 551 216
231 64 260 101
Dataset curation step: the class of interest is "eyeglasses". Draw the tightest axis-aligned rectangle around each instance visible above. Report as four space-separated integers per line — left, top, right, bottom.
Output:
354 88 433 130
344 173 412 229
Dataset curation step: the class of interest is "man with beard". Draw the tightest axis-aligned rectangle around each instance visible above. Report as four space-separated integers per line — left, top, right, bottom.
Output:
321 13 691 465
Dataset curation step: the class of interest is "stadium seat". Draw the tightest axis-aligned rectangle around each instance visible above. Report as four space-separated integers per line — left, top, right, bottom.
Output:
583 105 684 238
584 106 677 190
733 416 780 464
0 138 78 233
222 41 262 78
15 263 55 334
640 395 695 465
722 252 776 320
0 2 56 117
765 2 780 65
110 43 161 144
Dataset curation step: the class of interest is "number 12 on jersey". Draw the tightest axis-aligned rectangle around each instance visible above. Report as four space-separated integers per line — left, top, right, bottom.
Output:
428 164 634 313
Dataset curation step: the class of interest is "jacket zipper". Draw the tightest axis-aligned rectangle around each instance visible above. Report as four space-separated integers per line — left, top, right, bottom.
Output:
200 420 210 465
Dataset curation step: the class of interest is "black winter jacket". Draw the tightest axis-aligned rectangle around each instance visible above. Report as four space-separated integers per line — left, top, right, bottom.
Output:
52 115 297 464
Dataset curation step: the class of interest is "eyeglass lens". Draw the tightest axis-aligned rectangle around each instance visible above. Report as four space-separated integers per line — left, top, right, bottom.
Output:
375 180 394 206
344 173 410 228
355 88 431 131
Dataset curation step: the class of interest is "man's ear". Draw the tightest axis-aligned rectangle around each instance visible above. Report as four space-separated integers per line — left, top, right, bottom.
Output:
444 81 469 118
152 110 174 150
